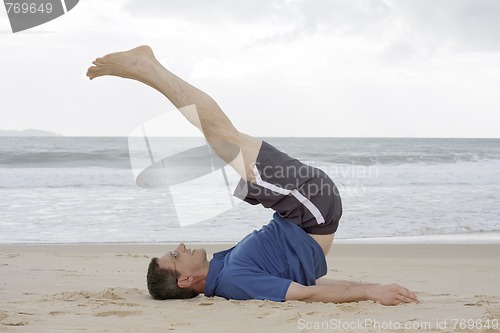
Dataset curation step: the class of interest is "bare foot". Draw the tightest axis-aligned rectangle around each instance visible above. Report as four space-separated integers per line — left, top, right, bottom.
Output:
86 45 158 81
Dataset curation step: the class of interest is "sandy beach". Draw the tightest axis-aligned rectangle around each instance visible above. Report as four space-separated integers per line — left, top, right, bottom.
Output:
1 243 499 333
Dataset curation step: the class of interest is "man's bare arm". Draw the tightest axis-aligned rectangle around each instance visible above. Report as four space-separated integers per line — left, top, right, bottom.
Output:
285 281 418 306
316 278 379 288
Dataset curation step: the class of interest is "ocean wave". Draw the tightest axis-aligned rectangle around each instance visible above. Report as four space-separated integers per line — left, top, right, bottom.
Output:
267 137 500 166
0 150 496 169
298 151 498 165
0 168 136 188
1 137 499 171
0 151 132 168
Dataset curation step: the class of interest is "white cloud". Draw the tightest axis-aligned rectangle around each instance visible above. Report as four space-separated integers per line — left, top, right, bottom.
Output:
0 0 499 137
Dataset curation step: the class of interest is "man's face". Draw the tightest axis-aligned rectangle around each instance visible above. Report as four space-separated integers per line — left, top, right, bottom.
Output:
157 243 208 277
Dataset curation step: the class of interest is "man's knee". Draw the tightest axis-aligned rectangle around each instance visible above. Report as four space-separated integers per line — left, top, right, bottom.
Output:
207 132 262 182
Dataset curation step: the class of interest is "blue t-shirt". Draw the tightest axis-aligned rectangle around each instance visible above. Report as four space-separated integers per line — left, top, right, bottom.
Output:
204 213 327 301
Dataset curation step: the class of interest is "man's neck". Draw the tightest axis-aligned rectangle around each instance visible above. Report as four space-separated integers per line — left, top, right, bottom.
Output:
193 260 211 293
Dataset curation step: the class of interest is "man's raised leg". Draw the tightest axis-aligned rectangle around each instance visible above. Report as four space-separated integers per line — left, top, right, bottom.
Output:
86 45 261 182
86 46 337 255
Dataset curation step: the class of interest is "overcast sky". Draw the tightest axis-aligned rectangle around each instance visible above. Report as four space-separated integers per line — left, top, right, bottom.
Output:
1 0 499 137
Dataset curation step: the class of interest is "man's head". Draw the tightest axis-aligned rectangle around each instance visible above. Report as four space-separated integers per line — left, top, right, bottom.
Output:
147 243 209 300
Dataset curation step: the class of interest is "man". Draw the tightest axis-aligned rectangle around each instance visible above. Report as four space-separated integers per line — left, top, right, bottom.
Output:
87 46 418 306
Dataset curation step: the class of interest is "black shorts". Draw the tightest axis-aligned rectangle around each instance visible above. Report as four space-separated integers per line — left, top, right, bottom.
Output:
234 141 342 235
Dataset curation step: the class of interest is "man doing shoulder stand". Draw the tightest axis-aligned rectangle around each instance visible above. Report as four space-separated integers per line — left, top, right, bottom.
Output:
87 46 418 306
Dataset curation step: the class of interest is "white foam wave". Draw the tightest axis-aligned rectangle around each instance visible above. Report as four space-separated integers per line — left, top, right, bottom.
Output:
0 168 136 188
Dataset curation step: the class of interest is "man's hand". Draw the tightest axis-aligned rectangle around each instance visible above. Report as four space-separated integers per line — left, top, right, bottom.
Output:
285 281 418 306
365 283 419 306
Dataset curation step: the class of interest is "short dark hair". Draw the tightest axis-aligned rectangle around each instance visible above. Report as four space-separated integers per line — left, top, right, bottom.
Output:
147 257 200 300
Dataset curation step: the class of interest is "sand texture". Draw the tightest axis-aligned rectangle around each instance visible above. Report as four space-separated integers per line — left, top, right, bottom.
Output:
1 244 499 332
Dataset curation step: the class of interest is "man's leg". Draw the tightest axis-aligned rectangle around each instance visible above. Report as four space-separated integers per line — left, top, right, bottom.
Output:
87 46 339 254
86 45 261 182
309 234 334 256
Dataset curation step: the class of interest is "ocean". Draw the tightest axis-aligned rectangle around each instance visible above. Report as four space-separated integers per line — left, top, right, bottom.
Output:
1 137 499 244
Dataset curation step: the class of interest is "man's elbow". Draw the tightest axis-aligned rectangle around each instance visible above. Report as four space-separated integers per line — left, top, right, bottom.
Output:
285 282 314 302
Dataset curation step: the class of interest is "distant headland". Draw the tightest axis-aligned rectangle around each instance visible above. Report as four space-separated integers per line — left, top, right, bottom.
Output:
0 129 63 137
